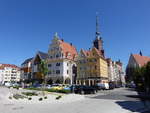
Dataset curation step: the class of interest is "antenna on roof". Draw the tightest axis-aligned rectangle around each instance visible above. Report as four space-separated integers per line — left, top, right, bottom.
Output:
54 32 59 40
96 12 100 38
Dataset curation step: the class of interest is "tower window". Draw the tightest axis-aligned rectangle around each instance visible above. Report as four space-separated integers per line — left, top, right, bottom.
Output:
56 70 60 74
56 63 60 66
67 70 69 74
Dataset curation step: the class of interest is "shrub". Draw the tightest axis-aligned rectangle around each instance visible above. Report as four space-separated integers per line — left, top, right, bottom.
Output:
28 97 32 100
22 92 38 96
56 95 62 100
45 88 58 92
13 86 19 90
13 94 25 100
39 98 43 101
58 89 71 94
46 89 71 94
44 96 47 99
25 88 40 91
9 96 12 99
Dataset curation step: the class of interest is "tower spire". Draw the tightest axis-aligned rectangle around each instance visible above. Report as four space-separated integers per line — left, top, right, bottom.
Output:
96 12 100 38
139 50 142 56
53 32 59 40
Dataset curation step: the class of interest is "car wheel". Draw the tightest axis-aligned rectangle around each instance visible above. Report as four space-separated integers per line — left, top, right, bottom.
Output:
80 90 84 95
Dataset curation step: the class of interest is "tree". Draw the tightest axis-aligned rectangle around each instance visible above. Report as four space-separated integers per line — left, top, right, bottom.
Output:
132 62 150 93
144 62 150 93
38 60 48 96
132 66 145 91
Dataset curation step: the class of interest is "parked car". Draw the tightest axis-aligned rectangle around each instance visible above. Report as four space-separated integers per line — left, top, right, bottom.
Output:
108 82 115 90
74 85 97 94
51 84 64 90
46 85 52 89
126 83 136 88
91 85 102 90
97 83 109 90
33 84 42 88
12 83 20 87
4 82 12 87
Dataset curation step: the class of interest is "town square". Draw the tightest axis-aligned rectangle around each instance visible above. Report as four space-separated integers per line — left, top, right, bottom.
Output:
0 0 150 113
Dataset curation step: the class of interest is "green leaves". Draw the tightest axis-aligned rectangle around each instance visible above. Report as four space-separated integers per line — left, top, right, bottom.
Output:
39 60 48 77
133 61 150 92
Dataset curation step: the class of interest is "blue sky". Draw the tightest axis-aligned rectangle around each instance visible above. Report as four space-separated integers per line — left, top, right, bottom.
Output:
0 0 150 68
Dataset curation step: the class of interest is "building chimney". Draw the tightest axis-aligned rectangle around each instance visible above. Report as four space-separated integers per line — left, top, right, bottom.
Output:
61 39 64 42
70 43 72 46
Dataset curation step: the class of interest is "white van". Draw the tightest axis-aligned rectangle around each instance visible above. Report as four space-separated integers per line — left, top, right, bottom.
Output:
97 83 109 90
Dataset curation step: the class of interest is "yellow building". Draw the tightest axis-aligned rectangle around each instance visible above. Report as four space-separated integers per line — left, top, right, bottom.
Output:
76 47 108 86
76 14 109 86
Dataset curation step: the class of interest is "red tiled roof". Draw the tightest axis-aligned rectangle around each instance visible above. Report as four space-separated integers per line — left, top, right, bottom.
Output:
82 50 91 56
132 54 150 67
81 47 104 58
0 64 19 70
59 40 78 60
0 67 4 70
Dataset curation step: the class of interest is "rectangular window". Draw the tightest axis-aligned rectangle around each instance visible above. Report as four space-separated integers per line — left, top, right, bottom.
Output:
56 63 60 66
48 64 52 67
67 70 69 74
48 71 51 74
56 70 60 74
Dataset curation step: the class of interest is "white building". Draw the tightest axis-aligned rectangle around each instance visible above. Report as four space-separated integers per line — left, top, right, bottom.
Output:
107 59 125 86
107 58 115 82
0 64 20 84
47 33 78 84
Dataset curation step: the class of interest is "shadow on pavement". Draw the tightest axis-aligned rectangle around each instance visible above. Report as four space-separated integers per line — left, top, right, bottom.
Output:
116 101 146 112
116 89 150 113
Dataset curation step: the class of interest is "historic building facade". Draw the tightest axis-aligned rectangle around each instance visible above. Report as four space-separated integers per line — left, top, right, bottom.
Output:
76 15 108 86
107 58 125 86
76 47 108 86
107 58 115 82
0 64 20 84
47 33 78 84
31 51 48 83
126 52 150 82
21 58 33 82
